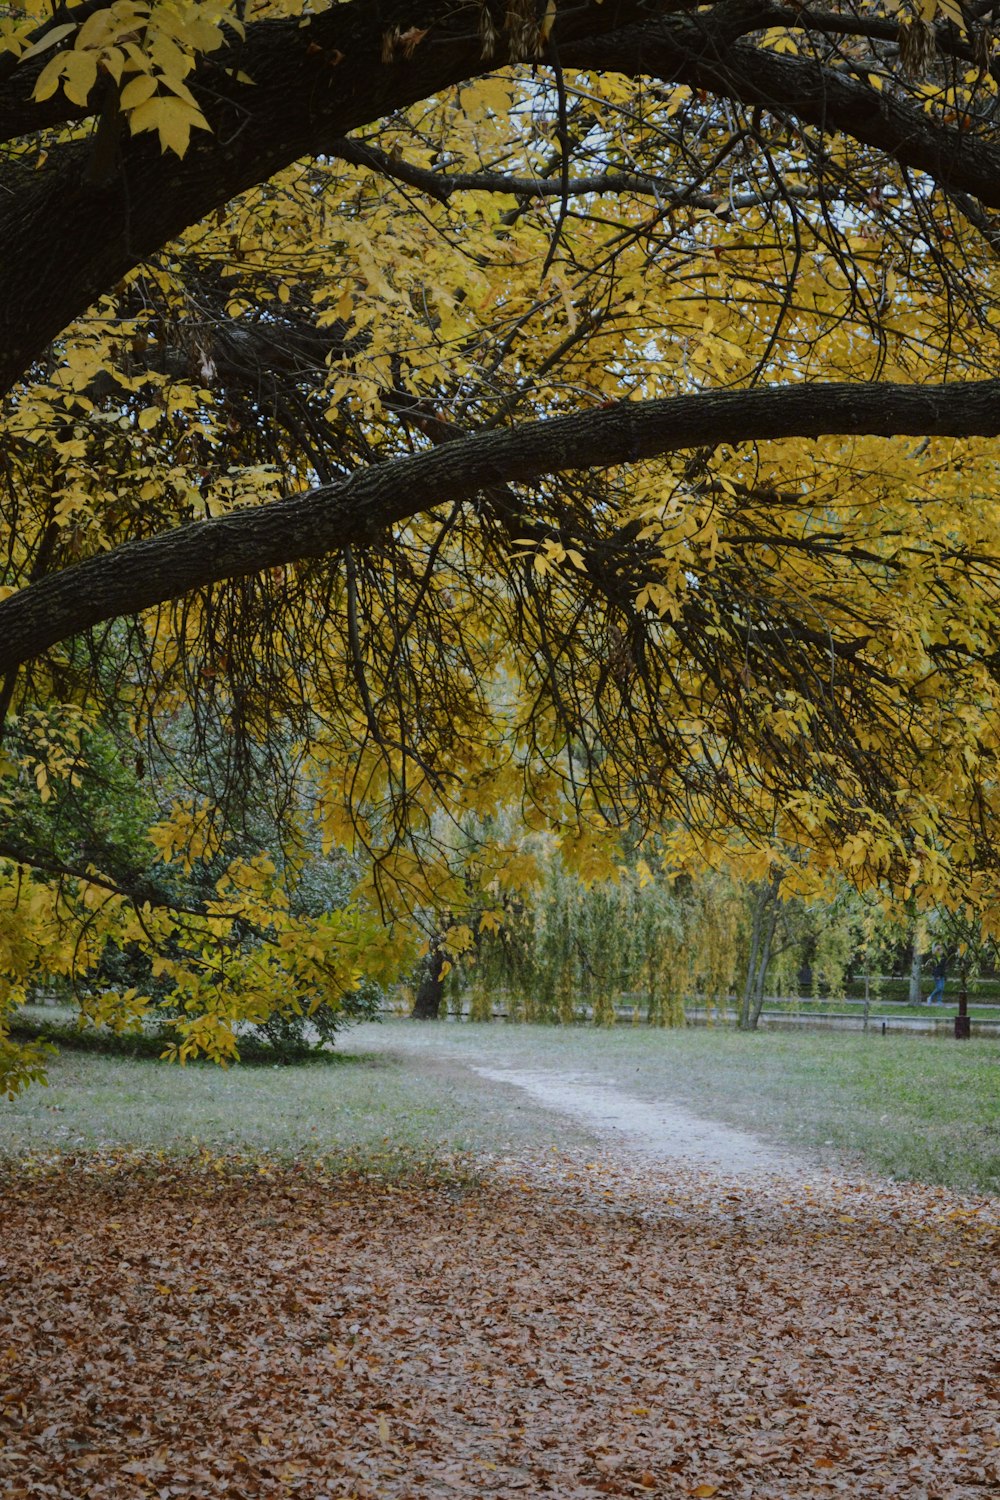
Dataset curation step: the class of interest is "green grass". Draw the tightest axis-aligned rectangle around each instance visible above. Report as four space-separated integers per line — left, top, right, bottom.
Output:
0 1026 598 1166
4 1017 999 1195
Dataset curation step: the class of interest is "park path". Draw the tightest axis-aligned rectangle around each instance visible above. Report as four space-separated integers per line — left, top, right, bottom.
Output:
469 1064 808 1176
352 1022 816 1179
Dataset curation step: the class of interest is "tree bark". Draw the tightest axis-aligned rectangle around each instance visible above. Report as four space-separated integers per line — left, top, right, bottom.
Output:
909 940 923 1007
739 874 782 1031
739 885 765 1031
749 892 781 1031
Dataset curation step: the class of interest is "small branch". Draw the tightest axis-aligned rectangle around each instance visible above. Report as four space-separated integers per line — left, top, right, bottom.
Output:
329 134 828 214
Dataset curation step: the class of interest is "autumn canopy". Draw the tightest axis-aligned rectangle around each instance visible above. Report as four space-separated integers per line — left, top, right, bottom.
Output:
3 0 1000 1084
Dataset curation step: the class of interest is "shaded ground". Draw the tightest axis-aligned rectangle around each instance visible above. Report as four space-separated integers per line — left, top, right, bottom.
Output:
2 1154 999 1499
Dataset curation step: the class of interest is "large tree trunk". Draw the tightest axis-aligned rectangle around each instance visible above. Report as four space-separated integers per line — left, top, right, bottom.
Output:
411 939 446 1020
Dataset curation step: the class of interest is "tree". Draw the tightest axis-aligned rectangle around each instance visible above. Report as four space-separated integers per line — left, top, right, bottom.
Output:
5 0 1000 1082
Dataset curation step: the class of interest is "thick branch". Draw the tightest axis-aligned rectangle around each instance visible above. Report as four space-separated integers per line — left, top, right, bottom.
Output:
0 0 679 395
2 378 1000 676
4 0 1000 398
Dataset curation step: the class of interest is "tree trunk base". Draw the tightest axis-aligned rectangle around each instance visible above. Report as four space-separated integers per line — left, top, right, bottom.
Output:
411 944 446 1020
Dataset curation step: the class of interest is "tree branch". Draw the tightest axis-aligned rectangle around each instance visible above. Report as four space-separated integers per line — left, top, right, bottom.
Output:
330 134 830 213
2 377 1000 677
564 16 1000 212
0 0 679 395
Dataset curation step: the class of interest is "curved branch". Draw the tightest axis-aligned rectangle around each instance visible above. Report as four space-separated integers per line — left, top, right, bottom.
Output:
0 0 674 395
8 0 1000 399
2 377 1000 676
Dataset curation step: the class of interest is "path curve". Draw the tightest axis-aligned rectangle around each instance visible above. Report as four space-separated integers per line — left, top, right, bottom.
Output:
470 1064 809 1176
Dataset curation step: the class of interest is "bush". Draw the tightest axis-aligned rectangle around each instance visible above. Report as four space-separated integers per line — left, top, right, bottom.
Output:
251 976 385 1058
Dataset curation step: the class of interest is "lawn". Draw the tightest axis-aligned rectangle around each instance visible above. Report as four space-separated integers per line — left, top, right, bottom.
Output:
4 1017 1000 1194
358 1020 1000 1194
0 1026 598 1167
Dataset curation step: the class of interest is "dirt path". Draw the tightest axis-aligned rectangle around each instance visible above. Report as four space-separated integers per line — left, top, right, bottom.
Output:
470 1064 808 1176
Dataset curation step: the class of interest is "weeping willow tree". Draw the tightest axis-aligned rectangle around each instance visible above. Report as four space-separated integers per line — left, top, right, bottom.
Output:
458 852 748 1025
453 850 888 1028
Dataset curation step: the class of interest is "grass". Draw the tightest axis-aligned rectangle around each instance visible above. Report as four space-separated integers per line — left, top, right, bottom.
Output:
0 1025 597 1166
4 1015 999 1195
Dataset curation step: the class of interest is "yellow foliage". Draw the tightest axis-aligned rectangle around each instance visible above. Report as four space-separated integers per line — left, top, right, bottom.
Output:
9 7 1000 1084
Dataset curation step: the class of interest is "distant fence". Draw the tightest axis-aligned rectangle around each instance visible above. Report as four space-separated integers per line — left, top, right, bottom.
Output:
389 991 1000 1035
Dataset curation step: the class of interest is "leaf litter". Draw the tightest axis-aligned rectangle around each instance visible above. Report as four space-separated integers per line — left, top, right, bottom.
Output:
1 1148 998 1498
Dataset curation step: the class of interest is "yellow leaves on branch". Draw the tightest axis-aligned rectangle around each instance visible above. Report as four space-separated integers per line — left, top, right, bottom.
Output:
512 536 586 579
28 0 241 157
148 797 222 871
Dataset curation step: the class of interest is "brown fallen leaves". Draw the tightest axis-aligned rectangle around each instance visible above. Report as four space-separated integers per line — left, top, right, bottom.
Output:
1 1150 999 1498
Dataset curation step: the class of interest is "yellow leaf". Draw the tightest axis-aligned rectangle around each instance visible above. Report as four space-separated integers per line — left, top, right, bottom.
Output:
119 73 158 112
148 32 193 82
62 50 98 107
99 45 125 85
138 406 161 430
538 0 557 45
159 73 201 108
20 22 77 64
76 10 119 50
128 94 210 159
32 53 68 103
